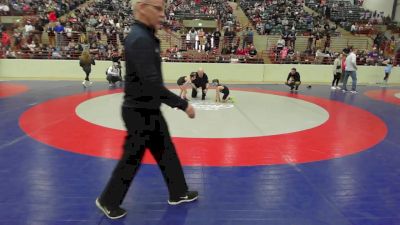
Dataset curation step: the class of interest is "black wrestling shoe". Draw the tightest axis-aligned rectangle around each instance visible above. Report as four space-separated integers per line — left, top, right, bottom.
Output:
168 191 199 205
95 198 127 220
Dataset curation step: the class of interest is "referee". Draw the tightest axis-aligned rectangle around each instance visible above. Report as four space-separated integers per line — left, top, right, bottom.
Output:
191 68 209 100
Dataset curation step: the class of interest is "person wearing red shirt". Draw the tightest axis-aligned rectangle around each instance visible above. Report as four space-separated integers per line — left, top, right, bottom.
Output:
236 47 246 56
48 11 57 23
1 31 11 48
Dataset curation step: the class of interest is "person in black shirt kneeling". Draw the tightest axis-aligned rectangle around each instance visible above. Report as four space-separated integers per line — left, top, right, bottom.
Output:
285 68 301 92
191 68 209 100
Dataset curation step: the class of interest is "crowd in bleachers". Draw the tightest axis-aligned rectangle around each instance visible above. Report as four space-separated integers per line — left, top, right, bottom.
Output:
167 0 219 20
306 0 392 35
167 0 234 25
163 24 262 64
1 0 399 65
1 0 259 63
0 0 86 16
161 0 264 63
269 36 396 66
237 0 346 64
240 0 338 36
0 0 90 59
0 0 132 60
239 0 344 63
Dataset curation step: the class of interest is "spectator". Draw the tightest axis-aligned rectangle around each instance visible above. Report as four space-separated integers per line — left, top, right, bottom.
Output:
106 62 122 87
0 3 10 15
1 30 11 49
331 53 342 90
248 44 257 58
48 11 57 23
382 59 393 86
342 46 358 93
54 22 65 47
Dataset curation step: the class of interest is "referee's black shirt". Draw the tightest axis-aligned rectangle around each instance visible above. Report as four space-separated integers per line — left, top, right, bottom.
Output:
123 21 188 111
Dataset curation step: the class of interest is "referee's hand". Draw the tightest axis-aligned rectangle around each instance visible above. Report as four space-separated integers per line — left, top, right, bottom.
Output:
185 104 195 119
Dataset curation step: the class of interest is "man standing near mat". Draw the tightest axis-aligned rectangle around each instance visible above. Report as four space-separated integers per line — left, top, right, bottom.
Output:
95 0 198 219
342 46 358 94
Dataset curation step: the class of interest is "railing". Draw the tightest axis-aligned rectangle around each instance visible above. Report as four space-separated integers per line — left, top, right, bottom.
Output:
161 52 264 64
266 36 371 52
157 30 185 50
263 48 398 66
0 47 265 64
4 46 398 66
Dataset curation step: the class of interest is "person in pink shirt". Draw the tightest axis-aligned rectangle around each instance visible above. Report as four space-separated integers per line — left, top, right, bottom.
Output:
1 30 11 48
280 46 288 62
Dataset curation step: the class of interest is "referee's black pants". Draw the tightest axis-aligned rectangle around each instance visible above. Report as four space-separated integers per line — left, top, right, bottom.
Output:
99 107 188 209
191 84 207 99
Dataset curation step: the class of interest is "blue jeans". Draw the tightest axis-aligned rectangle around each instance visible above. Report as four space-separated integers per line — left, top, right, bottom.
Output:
342 71 357 91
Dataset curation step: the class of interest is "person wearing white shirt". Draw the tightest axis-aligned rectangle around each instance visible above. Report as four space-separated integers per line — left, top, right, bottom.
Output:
0 4 10 13
276 38 285 50
342 46 358 93
24 21 34 37
106 63 122 87
65 24 73 39
350 23 357 34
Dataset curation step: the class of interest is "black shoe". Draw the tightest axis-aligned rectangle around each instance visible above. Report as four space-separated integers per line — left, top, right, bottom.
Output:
95 198 127 220
168 191 199 205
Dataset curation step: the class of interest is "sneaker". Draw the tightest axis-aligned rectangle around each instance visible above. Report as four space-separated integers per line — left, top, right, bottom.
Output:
350 90 358 94
89 81 93 86
82 80 87 87
228 96 235 103
342 89 347 93
168 191 199 205
335 86 341 90
95 198 127 220
331 86 336 90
